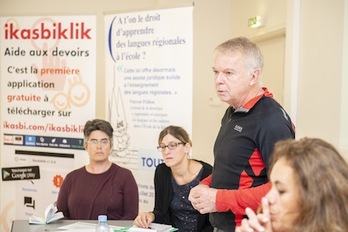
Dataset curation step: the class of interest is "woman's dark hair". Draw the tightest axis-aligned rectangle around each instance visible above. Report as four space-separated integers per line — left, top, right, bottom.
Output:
83 119 114 144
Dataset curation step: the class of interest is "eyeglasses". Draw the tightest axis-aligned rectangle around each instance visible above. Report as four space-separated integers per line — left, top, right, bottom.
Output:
87 139 110 147
157 142 184 152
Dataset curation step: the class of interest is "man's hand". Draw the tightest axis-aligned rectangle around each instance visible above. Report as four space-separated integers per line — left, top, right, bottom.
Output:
188 184 217 214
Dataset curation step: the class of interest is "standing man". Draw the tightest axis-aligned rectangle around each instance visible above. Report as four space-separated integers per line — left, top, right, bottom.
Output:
188 37 295 231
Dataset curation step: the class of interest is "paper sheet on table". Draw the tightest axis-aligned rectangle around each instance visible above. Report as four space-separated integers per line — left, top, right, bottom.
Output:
56 222 176 232
129 223 177 232
57 222 128 231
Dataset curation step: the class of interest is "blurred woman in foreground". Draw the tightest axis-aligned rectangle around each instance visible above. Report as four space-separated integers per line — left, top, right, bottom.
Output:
236 137 348 232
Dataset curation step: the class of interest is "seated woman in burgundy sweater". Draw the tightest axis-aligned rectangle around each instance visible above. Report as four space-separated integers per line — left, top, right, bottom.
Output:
56 119 139 220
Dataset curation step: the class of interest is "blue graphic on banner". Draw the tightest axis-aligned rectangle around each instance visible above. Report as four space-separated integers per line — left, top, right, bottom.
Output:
3 134 84 150
25 136 36 146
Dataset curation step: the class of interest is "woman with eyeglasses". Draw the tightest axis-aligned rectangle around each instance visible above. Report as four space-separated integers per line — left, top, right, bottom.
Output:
134 125 213 232
56 119 139 220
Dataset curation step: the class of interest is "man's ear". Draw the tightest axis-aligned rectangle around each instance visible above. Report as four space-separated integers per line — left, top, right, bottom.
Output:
250 69 261 86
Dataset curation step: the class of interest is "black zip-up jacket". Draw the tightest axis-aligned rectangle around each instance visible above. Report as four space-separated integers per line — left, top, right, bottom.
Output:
152 160 213 232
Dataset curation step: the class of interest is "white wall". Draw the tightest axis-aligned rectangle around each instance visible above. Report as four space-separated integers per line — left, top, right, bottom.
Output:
296 0 345 153
191 0 234 164
340 0 348 157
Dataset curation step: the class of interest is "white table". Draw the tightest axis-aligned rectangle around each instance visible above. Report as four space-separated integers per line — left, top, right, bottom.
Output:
11 219 133 232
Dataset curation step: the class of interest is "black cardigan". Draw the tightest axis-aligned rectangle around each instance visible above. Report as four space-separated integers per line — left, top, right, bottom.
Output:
152 159 213 232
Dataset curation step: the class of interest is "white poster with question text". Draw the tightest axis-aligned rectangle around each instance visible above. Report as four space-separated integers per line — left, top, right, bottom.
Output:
105 6 193 211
